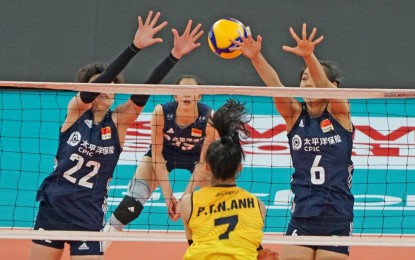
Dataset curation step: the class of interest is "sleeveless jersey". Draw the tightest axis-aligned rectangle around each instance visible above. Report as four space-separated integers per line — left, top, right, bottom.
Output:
184 185 264 260
161 102 211 167
287 103 354 219
36 110 121 230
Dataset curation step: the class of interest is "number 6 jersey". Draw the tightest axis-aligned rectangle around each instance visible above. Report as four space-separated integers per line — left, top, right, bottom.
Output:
287 103 355 220
36 110 121 231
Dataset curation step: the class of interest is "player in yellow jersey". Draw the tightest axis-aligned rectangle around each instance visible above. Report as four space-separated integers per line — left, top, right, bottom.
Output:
180 99 278 260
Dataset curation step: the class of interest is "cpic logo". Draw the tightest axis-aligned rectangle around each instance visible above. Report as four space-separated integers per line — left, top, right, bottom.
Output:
67 131 81 147
292 134 302 150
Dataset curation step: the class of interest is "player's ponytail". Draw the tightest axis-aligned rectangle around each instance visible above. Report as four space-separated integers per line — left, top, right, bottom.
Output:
206 99 250 180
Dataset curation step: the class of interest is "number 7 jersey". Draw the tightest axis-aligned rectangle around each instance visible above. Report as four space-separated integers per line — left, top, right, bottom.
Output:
36 110 122 230
287 103 355 219
184 185 264 260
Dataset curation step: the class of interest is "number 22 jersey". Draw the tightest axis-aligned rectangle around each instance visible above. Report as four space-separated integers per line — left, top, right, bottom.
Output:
36 110 121 230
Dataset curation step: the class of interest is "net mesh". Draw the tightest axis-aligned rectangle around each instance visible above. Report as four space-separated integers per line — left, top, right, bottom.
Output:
1 81 415 246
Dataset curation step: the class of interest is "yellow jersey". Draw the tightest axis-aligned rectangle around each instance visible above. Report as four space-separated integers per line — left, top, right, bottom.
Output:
183 185 264 260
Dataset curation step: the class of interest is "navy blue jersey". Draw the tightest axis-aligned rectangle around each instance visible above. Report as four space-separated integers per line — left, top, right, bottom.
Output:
36 110 121 231
287 103 354 219
145 102 211 173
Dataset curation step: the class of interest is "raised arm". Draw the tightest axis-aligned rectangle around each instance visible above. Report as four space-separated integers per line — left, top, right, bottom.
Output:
282 23 352 130
143 19 204 85
231 28 301 130
63 11 167 133
114 20 204 143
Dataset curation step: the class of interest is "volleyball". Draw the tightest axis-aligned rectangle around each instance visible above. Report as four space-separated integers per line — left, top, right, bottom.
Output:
208 17 247 59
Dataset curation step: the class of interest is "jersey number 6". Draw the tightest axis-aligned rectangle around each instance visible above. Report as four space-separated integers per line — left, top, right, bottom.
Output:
310 155 325 185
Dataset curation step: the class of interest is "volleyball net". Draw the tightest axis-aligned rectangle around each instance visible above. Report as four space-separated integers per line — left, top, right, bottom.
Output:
0 81 415 247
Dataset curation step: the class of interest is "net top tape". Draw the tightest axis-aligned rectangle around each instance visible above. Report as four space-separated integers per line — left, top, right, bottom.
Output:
1 81 415 99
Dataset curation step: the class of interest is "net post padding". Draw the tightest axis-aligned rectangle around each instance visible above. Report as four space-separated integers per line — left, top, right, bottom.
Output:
1 81 415 99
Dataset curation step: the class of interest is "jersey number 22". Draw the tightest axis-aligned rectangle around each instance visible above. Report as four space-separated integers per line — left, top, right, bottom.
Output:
63 153 101 188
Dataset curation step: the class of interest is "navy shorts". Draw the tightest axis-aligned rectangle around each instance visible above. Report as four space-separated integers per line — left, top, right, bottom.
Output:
32 201 103 256
144 149 198 173
285 217 353 256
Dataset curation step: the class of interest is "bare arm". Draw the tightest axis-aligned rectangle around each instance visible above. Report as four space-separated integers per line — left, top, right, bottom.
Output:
304 53 351 124
109 11 168 144
61 11 167 134
231 29 301 131
251 52 301 129
179 194 193 241
151 105 178 220
61 94 92 132
283 24 352 130
114 19 205 145
183 110 218 196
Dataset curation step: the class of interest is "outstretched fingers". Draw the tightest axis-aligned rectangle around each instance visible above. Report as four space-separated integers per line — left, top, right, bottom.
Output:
312 35 324 45
282 45 295 53
190 22 203 38
138 15 143 28
301 24 324 45
149 11 161 27
170 20 204 58
153 20 168 35
133 11 169 48
308 26 317 41
289 27 301 43
283 23 324 56
302 23 307 40
144 10 154 25
230 26 253 49
183 19 193 36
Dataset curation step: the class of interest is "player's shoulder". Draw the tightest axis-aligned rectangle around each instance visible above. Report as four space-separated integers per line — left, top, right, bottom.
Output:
160 101 178 112
197 102 213 117
153 103 165 113
198 102 212 110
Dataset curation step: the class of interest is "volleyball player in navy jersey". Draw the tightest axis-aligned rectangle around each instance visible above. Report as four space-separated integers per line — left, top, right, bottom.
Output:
233 24 354 259
29 11 204 260
103 74 218 251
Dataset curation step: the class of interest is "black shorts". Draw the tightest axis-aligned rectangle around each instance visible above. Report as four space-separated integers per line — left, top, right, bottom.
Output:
32 201 103 256
285 217 353 256
144 149 198 173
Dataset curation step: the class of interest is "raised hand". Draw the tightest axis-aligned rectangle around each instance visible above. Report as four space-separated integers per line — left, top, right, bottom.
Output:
229 26 262 60
133 11 168 49
282 23 324 58
171 20 204 59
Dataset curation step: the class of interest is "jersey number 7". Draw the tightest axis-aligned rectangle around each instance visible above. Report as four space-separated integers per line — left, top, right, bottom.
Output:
214 215 238 240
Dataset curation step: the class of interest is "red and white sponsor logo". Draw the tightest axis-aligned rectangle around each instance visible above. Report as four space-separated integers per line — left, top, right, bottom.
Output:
119 114 415 169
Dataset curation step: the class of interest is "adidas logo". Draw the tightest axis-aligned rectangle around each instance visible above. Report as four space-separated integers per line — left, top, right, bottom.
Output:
166 128 174 134
299 119 304 127
84 119 92 128
78 242 90 250
128 206 135 212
